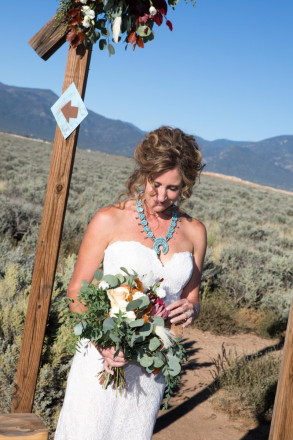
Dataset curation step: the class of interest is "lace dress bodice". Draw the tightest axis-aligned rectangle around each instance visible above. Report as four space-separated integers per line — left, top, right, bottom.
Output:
54 241 194 440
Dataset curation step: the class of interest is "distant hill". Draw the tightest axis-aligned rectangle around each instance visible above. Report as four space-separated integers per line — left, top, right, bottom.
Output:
0 82 292 191
0 82 145 156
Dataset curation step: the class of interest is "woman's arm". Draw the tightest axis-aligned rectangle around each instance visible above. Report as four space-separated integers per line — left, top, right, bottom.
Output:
166 219 207 328
67 207 115 313
68 206 127 371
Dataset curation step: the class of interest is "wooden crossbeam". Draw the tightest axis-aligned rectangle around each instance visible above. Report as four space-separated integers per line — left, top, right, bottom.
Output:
28 15 67 60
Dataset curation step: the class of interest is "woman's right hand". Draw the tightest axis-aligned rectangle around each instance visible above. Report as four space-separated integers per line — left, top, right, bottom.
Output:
94 345 127 375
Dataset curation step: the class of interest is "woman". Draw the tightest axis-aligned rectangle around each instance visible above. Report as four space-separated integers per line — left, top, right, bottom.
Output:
54 126 207 440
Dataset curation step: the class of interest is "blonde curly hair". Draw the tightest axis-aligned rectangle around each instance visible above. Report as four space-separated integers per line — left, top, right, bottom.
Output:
123 126 204 204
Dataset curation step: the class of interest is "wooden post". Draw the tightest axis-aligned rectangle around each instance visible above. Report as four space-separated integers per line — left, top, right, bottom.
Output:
269 298 293 440
10 35 92 412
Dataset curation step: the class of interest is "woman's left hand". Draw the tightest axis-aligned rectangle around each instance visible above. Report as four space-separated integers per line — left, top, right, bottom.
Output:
166 298 197 328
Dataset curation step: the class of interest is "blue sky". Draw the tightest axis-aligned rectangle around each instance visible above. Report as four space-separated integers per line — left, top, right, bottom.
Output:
2 0 292 141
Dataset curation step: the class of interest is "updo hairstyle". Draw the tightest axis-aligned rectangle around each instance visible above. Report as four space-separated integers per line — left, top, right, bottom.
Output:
125 126 204 204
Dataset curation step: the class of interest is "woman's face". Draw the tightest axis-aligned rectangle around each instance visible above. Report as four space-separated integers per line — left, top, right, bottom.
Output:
144 168 183 213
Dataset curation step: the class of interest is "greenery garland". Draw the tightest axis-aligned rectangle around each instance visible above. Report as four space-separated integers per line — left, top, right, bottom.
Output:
57 0 196 55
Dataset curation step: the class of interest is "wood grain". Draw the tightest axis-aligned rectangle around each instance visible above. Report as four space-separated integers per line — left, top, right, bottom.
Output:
28 15 67 60
10 43 92 413
0 413 48 439
269 298 293 440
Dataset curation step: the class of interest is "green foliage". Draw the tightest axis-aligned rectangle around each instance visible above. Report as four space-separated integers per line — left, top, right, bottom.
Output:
210 343 281 421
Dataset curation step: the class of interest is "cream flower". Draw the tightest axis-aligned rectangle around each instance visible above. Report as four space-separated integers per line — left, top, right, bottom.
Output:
110 300 136 322
99 280 110 290
82 6 95 19
107 286 130 308
112 16 122 43
156 287 166 299
149 6 157 15
82 15 92 28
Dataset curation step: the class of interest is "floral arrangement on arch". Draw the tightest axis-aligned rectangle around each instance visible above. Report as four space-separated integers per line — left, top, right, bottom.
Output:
57 0 195 54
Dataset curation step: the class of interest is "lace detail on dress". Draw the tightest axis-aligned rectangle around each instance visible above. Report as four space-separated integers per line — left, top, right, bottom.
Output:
54 241 194 440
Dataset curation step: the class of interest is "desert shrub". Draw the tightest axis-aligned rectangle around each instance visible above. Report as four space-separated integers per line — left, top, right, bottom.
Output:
0 255 77 434
210 343 281 421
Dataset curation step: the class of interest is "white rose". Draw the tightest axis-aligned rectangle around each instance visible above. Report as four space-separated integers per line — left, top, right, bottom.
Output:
82 16 92 28
80 0 88 3
110 300 136 322
156 287 166 299
82 6 95 19
107 286 130 308
149 6 157 15
99 280 109 290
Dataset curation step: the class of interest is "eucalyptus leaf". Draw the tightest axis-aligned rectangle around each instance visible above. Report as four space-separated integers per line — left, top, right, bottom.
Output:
103 274 119 287
94 270 103 281
120 267 130 275
116 274 125 284
103 317 115 332
126 298 143 311
109 332 121 343
101 28 110 37
167 355 181 376
151 316 164 327
149 336 161 351
80 280 89 291
154 357 164 368
137 295 150 309
139 322 153 337
99 39 107 50
139 355 154 368
108 43 115 56
96 19 106 29
129 318 145 328
74 321 87 336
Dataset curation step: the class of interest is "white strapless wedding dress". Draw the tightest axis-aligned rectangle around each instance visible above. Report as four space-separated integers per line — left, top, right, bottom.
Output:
54 241 193 440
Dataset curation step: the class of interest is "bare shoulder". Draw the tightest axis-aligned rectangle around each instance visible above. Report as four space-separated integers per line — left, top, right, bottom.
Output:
87 200 133 239
179 210 207 256
90 204 122 227
180 210 206 237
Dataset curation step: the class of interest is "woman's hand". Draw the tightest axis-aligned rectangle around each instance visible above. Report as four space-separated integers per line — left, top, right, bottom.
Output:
166 298 199 328
92 344 127 375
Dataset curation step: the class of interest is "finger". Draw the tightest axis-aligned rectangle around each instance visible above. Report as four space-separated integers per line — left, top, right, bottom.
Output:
107 359 127 368
166 300 183 311
168 306 186 319
182 317 193 328
103 360 114 375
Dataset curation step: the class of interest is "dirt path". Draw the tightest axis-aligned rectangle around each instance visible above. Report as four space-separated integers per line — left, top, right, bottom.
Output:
153 327 280 440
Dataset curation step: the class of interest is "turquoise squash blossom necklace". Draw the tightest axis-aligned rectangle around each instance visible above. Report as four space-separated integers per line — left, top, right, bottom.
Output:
136 199 178 255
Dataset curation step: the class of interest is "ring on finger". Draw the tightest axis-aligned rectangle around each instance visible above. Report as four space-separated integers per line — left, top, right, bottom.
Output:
186 310 192 319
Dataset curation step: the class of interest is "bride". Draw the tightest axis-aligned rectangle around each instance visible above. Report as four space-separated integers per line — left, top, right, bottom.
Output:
54 126 207 440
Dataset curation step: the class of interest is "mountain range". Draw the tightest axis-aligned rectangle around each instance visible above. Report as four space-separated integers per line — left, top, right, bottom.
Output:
0 82 292 191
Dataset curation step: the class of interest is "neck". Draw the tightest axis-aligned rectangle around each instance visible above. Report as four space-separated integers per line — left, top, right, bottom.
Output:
141 198 174 220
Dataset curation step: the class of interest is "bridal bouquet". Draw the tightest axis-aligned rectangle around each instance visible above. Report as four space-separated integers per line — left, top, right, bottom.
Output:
67 267 188 408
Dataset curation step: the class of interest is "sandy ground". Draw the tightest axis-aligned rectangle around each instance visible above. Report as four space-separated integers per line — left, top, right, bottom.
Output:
153 327 280 440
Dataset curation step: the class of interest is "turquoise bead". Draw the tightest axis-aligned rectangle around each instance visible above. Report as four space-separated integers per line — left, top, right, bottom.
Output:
136 199 178 255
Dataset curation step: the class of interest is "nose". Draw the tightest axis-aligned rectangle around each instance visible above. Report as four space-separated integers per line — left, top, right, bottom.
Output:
156 187 167 202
